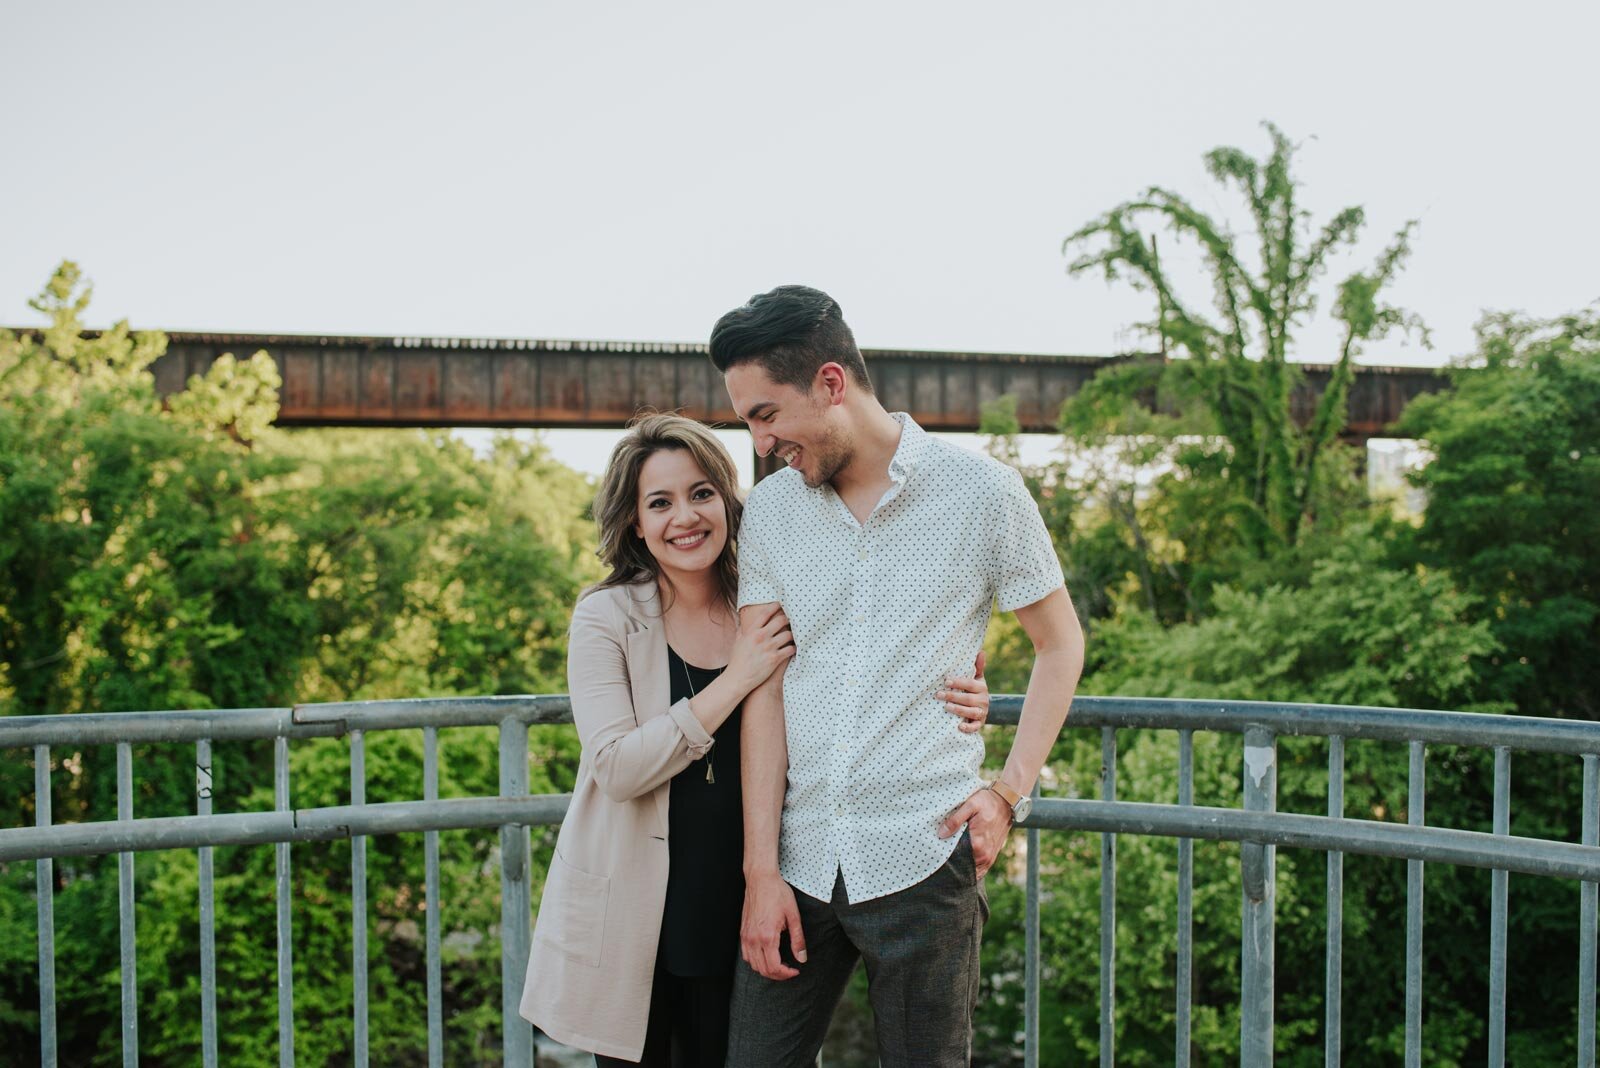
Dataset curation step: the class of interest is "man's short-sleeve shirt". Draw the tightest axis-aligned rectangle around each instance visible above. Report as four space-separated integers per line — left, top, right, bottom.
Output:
736 413 1064 903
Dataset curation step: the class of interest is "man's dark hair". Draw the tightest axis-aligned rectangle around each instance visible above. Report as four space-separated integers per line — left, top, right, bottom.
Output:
708 285 874 393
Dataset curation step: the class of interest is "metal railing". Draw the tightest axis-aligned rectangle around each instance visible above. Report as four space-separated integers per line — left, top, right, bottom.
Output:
4 694 1600 1066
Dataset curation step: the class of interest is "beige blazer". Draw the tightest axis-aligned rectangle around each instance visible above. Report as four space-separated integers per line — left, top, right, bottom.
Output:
518 581 717 1062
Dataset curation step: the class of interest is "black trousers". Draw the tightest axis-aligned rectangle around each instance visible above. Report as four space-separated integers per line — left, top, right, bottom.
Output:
725 832 989 1068
592 966 733 1068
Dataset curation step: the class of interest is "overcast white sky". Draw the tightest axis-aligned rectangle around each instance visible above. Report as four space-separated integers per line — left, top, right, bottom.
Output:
4 2 1596 480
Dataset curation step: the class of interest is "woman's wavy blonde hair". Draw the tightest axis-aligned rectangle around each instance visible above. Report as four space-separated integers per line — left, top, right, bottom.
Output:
589 411 743 611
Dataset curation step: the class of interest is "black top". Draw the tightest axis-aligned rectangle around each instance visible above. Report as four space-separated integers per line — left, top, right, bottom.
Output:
658 646 744 976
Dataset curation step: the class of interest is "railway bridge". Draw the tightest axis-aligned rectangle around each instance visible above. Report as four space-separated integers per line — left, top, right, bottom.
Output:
149 331 1445 473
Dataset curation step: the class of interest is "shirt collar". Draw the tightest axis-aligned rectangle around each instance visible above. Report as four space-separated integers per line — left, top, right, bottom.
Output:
886 412 929 483
809 411 930 523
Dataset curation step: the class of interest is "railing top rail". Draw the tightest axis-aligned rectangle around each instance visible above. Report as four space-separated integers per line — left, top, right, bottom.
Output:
4 794 1598 881
3 694 1597 755
1033 696 1600 755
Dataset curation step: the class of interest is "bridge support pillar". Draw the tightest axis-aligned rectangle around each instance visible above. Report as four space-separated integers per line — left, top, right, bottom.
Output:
1241 726 1277 1066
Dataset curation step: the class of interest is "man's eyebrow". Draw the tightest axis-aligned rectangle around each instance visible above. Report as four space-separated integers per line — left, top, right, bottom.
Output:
743 401 775 422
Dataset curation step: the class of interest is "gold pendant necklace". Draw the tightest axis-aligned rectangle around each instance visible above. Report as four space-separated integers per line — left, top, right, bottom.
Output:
676 652 714 784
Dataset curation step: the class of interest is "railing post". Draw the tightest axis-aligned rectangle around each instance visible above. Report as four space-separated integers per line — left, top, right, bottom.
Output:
499 717 533 1068
1100 727 1117 1068
1177 729 1195 1068
1024 782 1040 1068
1240 726 1277 1067
424 726 444 1068
116 741 139 1068
1405 740 1426 1068
1488 746 1510 1068
274 735 294 1068
196 738 219 1068
35 744 56 1068
1326 736 1345 1067
351 729 369 1068
1581 754 1597 1068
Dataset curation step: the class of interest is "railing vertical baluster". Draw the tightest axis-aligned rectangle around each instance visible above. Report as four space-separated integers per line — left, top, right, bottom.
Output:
1326 735 1345 1067
1025 782 1040 1068
499 717 533 1068
1240 726 1276 1068
1176 729 1193 1068
425 726 443 1068
1405 740 1426 1068
1489 747 1510 1068
274 734 295 1068
1100 726 1116 1068
35 744 57 1068
196 739 218 1068
1581 754 1598 1068
351 729 369 1068
116 742 139 1067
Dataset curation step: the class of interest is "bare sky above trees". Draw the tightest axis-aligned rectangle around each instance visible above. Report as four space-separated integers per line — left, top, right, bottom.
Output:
4 1 1595 478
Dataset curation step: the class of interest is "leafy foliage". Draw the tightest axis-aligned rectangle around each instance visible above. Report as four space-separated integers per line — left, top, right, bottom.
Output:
1064 123 1426 551
4 255 1596 1066
0 263 594 1065
1397 308 1600 719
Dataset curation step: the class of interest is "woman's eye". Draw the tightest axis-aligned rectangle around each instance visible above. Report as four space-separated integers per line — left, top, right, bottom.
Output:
693 489 715 501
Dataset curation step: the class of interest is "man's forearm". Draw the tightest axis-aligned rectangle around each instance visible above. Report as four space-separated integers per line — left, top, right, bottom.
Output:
1000 646 1083 795
741 672 787 876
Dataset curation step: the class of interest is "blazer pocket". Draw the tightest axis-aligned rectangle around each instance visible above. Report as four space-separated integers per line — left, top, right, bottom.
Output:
535 851 610 968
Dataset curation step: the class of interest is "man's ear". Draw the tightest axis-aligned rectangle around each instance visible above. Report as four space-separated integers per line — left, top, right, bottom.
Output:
815 362 849 407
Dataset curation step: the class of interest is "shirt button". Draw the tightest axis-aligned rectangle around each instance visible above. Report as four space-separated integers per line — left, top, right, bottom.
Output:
858 547 868 561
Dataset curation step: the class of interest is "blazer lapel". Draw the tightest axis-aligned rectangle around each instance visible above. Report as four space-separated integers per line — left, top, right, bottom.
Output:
626 623 670 726
621 583 673 835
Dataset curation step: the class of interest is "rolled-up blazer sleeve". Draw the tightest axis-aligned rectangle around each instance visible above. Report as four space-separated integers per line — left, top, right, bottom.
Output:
567 594 715 803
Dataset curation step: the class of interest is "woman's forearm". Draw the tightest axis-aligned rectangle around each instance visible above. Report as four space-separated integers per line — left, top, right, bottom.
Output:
688 670 751 736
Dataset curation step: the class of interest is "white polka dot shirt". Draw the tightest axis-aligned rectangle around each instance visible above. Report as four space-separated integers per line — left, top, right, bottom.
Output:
737 412 1065 903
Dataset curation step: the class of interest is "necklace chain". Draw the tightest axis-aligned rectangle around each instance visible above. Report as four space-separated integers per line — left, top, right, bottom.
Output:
676 652 715 784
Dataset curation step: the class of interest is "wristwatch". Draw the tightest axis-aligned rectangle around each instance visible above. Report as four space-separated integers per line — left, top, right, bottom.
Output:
988 777 1032 824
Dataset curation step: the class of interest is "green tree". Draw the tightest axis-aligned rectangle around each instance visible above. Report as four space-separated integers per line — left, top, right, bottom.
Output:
1 262 596 1065
1064 123 1427 551
1397 307 1600 719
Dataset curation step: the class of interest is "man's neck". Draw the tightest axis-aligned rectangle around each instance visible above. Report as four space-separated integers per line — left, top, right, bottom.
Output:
829 402 902 500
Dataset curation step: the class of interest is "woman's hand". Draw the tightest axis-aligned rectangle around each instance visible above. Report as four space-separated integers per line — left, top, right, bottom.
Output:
939 650 990 734
727 603 795 695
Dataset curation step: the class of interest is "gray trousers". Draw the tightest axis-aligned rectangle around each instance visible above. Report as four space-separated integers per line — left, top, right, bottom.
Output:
725 833 989 1068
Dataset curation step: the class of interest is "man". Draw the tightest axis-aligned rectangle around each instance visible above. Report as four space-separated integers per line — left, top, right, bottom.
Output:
711 285 1085 1068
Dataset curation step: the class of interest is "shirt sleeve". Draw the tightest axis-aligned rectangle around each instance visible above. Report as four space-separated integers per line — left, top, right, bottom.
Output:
989 464 1065 613
736 487 783 608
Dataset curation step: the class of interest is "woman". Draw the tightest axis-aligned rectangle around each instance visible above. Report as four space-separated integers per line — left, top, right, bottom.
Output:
519 413 991 1066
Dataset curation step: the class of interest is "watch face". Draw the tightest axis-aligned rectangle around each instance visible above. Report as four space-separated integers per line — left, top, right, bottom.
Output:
1014 795 1033 823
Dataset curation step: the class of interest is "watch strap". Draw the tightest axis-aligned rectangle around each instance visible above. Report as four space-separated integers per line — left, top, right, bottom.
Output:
988 777 1024 810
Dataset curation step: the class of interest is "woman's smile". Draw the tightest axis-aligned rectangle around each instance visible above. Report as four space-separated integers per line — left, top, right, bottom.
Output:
667 530 710 550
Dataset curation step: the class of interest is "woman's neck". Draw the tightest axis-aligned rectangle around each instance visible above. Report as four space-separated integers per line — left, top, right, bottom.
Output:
659 568 722 619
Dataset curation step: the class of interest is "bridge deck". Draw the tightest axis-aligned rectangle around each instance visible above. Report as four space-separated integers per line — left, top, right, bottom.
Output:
148 331 1444 441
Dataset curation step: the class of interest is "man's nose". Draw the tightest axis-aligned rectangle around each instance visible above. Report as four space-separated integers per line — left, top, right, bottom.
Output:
752 430 775 457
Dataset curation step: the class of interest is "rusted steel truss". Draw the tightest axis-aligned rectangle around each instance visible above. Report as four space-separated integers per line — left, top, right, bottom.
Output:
149 331 1443 441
